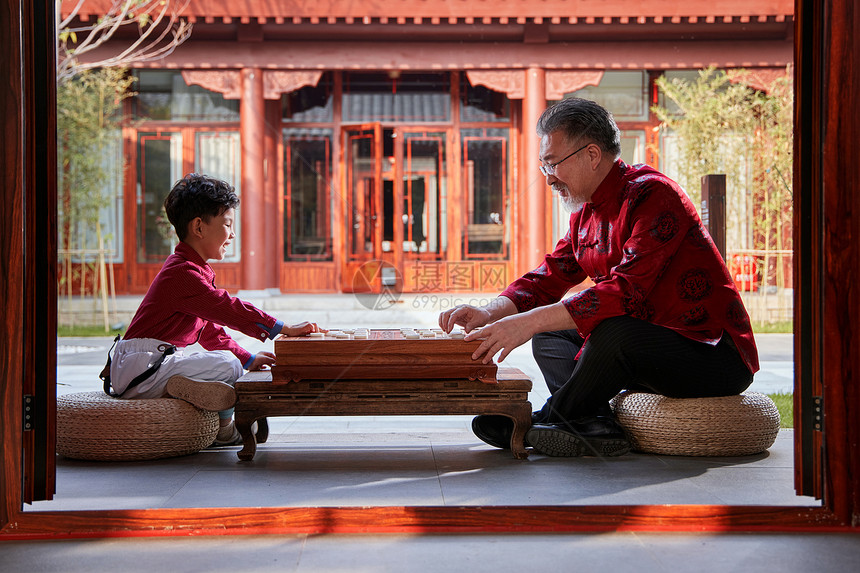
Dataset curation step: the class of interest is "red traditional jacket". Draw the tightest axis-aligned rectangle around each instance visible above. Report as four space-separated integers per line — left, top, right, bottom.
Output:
124 242 279 366
501 160 759 373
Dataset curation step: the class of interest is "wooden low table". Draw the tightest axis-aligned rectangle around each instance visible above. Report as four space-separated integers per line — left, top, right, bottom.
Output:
233 367 533 460
271 328 499 384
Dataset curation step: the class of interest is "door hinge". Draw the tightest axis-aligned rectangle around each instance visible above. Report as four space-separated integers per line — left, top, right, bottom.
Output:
813 396 823 432
23 394 34 431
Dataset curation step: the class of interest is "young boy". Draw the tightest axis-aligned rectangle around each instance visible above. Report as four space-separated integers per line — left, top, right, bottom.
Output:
108 173 322 446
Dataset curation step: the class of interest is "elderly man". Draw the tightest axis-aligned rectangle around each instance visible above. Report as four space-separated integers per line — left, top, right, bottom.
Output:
439 97 759 457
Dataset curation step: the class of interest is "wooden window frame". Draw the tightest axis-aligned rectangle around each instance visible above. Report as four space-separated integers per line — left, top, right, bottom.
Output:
461 132 511 261
283 130 334 262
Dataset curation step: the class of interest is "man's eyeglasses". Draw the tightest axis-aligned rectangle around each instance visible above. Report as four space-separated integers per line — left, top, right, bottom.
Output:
539 143 590 177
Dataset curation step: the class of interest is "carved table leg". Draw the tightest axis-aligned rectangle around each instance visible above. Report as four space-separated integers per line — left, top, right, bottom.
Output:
235 413 258 461
255 417 269 444
507 407 533 460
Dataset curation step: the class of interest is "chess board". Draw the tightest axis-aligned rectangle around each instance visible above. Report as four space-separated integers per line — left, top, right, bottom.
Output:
272 327 498 383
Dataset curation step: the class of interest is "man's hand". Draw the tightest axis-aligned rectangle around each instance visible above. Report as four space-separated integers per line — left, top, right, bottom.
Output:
464 302 579 364
465 314 537 364
248 351 276 371
281 321 323 337
438 304 492 334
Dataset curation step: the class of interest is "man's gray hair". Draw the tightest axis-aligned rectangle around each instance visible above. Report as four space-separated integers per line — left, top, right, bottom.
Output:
537 98 622 160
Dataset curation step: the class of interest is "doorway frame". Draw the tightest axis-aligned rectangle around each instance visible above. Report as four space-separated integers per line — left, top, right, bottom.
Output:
2 0 859 537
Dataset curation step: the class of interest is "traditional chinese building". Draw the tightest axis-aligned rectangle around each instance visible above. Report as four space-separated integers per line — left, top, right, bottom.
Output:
61 0 794 295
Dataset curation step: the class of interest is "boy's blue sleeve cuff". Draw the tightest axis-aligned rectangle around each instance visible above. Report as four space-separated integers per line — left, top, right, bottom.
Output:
243 354 255 370
271 320 285 338
257 320 284 340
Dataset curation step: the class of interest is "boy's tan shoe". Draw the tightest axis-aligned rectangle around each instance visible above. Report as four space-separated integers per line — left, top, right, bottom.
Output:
208 420 258 447
211 421 243 447
166 375 237 412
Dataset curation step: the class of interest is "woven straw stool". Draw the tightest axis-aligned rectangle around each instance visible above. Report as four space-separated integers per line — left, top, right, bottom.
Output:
611 391 780 456
57 391 219 461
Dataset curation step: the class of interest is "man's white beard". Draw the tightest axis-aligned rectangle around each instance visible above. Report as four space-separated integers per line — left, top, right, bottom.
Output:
557 188 586 213
560 195 585 213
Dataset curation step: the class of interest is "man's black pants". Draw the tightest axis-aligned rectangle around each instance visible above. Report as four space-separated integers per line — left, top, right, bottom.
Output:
531 316 754 424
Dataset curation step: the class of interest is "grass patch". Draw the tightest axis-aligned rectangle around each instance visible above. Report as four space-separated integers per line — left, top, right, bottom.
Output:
767 391 793 428
58 324 124 338
753 320 793 334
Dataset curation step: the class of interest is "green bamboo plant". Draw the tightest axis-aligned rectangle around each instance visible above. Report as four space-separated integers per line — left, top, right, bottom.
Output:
653 67 793 297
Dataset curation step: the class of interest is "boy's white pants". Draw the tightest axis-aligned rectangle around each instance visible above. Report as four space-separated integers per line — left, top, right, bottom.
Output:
109 338 243 400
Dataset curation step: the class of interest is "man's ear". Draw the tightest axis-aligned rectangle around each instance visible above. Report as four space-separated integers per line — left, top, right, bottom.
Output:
586 143 603 170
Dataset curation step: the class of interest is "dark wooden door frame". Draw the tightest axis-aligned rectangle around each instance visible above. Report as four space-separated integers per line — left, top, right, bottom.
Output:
1 0 57 516
3 0 859 537
792 0 860 521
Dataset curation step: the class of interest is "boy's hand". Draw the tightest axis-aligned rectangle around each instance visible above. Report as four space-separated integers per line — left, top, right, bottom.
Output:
248 351 276 371
281 321 324 337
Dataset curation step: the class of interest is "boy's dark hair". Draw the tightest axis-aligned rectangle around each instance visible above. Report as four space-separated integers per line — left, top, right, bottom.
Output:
164 174 239 241
537 97 622 160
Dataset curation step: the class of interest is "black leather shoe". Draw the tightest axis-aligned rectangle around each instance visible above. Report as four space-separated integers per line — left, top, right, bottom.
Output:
526 416 630 457
471 415 520 449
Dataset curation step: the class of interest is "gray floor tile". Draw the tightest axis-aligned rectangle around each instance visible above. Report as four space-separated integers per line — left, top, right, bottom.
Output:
0 536 307 573
3 532 859 573
162 444 445 508
30 428 815 511
638 532 860 572
295 533 662 573
25 459 202 511
676 465 816 506
435 449 725 505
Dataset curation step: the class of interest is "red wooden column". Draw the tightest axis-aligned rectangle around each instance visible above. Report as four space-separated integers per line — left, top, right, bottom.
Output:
240 68 266 291
521 67 547 275
259 71 325 291
264 100 281 290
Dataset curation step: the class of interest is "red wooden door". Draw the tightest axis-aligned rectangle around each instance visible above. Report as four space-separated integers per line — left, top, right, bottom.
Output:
342 123 387 293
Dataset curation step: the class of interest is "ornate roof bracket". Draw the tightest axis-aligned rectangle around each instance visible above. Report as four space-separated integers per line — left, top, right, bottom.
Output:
181 70 324 100
545 70 605 100
263 70 324 100
727 66 791 93
465 70 526 99
465 69 605 101
182 70 242 99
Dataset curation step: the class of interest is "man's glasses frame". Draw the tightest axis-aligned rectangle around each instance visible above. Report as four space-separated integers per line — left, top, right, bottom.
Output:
539 143 590 177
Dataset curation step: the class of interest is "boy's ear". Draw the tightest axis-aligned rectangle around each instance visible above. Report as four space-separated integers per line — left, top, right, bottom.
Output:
189 216 205 238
